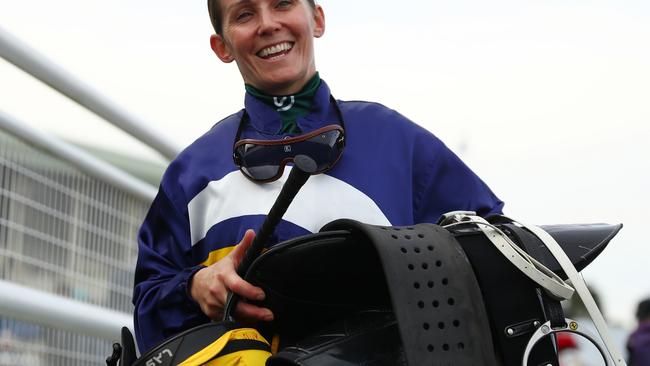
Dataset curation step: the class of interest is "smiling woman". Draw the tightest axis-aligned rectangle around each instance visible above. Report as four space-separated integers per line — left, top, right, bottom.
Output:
132 0 504 354
209 0 324 95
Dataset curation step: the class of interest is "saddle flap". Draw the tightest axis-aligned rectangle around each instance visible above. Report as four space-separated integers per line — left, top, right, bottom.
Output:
490 219 623 278
243 230 390 340
450 227 559 365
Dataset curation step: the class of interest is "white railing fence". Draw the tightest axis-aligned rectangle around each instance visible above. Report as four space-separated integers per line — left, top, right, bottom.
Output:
0 24 182 161
0 126 150 365
0 26 179 365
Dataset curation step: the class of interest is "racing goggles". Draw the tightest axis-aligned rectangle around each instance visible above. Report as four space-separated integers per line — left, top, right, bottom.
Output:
233 124 345 182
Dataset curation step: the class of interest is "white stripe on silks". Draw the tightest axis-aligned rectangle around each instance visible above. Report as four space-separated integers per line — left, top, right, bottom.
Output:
188 166 391 246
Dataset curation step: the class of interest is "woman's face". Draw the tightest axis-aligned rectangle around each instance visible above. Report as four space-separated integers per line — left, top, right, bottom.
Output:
211 0 325 95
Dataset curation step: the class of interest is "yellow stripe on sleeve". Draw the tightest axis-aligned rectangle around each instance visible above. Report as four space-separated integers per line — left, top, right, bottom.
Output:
201 245 268 267
201 246 236 267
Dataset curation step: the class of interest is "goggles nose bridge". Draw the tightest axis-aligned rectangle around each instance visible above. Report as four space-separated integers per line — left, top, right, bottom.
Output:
282 143 293 153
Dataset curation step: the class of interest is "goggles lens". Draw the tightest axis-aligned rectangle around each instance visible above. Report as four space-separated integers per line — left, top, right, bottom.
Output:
234 125 344 182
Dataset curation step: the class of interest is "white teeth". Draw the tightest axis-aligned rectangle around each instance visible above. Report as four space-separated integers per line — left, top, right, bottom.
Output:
258 42 293 58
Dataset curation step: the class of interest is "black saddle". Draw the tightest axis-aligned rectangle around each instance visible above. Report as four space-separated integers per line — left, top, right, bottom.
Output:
244 218 622 366
111 218 621 366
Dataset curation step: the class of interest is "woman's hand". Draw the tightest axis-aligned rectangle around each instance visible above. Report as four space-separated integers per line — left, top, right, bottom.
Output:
190 229 274 322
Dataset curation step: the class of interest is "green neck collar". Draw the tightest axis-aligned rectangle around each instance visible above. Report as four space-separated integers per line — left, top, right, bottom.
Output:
245 73 321 134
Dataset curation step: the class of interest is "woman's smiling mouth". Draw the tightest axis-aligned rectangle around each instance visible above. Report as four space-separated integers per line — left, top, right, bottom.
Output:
256 42 294 59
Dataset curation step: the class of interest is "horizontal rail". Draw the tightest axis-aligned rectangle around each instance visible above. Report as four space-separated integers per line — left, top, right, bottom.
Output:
0 279 132 342
0 25 181 161
0 109 157 202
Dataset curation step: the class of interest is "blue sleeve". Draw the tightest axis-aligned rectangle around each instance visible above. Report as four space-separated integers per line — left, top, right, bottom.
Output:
132 187 209 353
413 131 504 224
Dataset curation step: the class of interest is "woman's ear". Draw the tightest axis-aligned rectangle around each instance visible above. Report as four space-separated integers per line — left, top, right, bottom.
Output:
210 34 235 63
313 5 325 38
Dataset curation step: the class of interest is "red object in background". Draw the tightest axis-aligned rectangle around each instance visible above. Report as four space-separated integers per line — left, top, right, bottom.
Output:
557 332 578 351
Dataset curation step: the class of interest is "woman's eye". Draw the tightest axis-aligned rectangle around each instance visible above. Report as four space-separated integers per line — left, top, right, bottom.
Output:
276 0 293 8
235 11 253 21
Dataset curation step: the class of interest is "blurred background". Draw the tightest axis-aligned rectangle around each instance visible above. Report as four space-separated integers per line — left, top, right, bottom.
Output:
1 0 648 364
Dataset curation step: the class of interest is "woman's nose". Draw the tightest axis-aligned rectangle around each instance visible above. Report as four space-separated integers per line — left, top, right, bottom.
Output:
257 10 281 35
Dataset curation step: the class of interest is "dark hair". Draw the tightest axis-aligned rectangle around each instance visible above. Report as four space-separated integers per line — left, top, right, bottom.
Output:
208 0 317 35
637 299 650 322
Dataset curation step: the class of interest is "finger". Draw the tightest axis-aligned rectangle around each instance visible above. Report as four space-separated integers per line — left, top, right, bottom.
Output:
235 302 274 322
224 273 265 301
230 229 256 265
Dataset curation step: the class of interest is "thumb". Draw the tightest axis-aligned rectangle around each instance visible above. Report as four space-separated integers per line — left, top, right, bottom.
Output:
230 229 256 266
